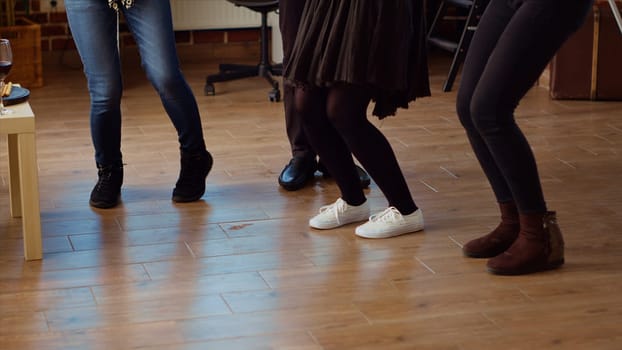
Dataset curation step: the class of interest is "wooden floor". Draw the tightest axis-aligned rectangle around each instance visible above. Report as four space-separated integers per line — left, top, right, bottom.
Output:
1 46 621 349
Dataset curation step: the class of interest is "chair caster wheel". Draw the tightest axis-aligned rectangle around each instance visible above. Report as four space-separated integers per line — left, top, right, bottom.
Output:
269 89 281 102
204 83 215 96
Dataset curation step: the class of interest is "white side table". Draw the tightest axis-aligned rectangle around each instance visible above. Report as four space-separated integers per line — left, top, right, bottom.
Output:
0 102 42 260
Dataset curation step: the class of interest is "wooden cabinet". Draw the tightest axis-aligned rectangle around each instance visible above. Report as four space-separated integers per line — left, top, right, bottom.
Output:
550 1 622 100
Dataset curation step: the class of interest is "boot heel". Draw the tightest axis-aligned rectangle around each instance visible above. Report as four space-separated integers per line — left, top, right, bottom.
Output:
544 211 565 269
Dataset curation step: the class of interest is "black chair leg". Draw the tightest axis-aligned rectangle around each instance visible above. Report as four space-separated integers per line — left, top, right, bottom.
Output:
427 0 489 92
204 7 282 102
442 1 486 92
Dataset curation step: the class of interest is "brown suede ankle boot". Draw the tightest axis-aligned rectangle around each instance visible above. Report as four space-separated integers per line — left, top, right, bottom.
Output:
463 202 520 258
487 211 565 275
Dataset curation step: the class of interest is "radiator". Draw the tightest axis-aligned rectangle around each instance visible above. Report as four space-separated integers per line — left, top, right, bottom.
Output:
48 0 283 61
171 0 265 30
49 1 273 31
171 0 283 62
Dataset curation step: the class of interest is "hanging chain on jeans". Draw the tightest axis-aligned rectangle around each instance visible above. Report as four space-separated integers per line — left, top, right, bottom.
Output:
108 0 134 10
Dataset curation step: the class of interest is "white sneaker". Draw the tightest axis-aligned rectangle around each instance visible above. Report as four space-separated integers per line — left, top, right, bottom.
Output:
309 198 370 229
355 207 424 239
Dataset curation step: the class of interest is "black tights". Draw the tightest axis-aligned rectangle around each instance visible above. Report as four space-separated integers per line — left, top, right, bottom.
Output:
295 83 417 215
456 0 591 213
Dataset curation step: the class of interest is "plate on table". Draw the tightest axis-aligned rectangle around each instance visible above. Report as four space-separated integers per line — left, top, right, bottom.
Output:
2 85 30 106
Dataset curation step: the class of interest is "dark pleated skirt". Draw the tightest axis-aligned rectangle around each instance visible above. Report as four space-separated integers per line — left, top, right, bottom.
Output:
285 0 431 118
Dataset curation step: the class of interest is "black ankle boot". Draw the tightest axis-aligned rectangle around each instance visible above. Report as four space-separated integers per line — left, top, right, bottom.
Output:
172 149 213 202
90 163 123 209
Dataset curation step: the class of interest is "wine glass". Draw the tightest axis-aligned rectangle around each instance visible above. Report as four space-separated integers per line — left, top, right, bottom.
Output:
0 38 14 115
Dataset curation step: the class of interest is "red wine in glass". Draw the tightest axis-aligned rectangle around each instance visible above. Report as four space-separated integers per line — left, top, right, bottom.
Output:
0 61 12 81
0 38 14 115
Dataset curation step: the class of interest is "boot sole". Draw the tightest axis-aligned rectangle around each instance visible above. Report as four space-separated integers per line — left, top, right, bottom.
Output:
463 250 497 259
463 249 508 259
172 192 205 203
89 197 120 209
278 172 315 191
487 258 565 276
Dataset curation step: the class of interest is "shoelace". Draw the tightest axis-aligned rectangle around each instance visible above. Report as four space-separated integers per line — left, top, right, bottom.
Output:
369 207 404 223
319 199 349 224
95 168 115 192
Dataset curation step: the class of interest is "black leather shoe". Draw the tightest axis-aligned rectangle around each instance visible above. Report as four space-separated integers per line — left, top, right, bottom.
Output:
278 157 317 191
318 162 371 189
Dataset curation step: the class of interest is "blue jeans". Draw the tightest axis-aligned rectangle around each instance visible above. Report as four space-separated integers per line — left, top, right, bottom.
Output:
65 0 206 166
456 0 592 213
